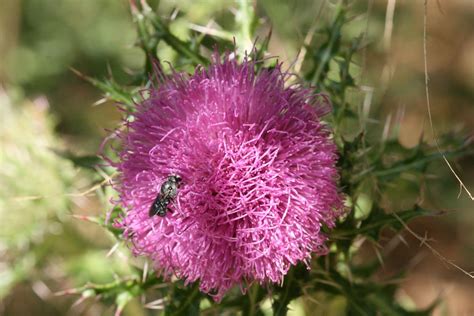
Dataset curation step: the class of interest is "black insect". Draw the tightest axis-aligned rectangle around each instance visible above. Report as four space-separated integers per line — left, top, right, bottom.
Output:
149 174 182 217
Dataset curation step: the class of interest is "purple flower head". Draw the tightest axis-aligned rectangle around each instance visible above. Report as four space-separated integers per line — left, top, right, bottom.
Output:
112 54 343 301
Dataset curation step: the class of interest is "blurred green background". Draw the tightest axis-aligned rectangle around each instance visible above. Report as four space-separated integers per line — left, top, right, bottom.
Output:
0 0 473 315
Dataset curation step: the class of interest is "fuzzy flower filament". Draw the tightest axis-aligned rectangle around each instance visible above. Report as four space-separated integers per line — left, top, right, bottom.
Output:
113 55 343 300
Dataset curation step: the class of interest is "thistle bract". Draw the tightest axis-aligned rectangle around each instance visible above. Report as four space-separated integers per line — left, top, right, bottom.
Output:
113 55 343 300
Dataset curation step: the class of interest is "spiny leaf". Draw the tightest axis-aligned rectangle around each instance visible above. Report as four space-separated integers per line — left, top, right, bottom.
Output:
132 1 208 66
58 274 163 313
331 206 439 240
73 207 125 239
312 269 436 316
71 68 136 110
373 147 472 180
152 18 209 66
304 5 347 86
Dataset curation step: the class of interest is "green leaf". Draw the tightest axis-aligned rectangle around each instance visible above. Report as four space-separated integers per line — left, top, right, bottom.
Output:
71 68 136 110
58 273 164 313
73 207 125 239
373 147 471 180
304 5 346 86
272 264 308 316
312 269 436 316
365 285 439 316
134 3 208 67
332 206 437 240
164 283 202 316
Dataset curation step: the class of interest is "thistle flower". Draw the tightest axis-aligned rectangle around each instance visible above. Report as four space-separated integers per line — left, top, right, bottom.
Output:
112 55 343 301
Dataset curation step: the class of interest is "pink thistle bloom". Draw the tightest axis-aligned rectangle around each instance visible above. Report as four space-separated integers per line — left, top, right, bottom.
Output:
113 55 343 301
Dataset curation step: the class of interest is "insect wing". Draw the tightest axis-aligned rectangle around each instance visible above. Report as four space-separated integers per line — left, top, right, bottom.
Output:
149 194 163 217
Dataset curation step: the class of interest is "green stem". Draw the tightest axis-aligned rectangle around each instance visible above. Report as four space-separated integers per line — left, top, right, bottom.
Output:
243 283 259 316
236 0 255 55
151 19 209 66
312 4 344 86
169 284 200 316
272 269 294 316
136 3 208 66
